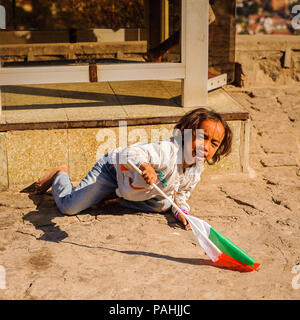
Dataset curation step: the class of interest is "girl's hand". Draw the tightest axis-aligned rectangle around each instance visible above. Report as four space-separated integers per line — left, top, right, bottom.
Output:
177 212 191 231
175 209 192 231
139 163 157 186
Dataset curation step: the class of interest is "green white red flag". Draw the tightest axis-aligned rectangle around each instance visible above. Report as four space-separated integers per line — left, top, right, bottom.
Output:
126 159 260 272
186 215 260 272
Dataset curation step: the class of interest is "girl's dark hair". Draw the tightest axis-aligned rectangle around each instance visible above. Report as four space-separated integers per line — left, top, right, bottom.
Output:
174 107 233 165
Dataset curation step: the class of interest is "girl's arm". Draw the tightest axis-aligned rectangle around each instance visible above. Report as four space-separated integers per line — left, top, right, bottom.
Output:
172 189 192 215
172 189 193 231
172 169 202 230
116 142 164 193
173 163 203 216
119 140 173 186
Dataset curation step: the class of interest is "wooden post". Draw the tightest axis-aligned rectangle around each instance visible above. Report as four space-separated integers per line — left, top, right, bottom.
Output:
181 0 208 107
161 0 169 42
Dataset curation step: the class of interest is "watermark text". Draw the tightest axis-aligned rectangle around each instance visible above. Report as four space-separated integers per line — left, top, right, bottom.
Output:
291 5 300 30
292 264 300 290
0 265 6 290
95 121 205 166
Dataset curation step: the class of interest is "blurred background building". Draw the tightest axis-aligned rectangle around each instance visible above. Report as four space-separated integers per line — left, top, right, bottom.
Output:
1 0 299 35
236 0 299 34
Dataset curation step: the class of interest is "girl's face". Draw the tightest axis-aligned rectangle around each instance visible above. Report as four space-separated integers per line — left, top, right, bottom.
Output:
184 119 225 166
199 119 225 161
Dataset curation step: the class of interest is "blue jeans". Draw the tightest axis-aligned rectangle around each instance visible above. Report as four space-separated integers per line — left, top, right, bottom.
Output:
52 157 118 215
52 156 171 215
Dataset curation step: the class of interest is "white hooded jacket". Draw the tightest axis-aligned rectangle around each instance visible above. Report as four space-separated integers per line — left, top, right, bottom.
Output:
107 136 204 214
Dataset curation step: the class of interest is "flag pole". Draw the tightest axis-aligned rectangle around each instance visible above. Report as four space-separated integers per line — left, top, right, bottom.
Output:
127 159 186 216
127 159 221 258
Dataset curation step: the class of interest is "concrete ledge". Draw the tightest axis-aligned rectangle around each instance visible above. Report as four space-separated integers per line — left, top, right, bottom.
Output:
0 83 249 131
0 112 249 132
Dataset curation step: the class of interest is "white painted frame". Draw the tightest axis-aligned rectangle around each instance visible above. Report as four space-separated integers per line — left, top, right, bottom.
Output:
0 0 223 119
181 0 208 107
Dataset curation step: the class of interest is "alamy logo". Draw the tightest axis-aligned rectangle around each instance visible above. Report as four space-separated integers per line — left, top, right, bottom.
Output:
291 5 300 30
0 265 6 290
0 5 5 29
95 121 205 166
291 265 300 290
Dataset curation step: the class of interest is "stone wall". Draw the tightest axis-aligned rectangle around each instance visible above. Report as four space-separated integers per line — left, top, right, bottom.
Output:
235 35 300 87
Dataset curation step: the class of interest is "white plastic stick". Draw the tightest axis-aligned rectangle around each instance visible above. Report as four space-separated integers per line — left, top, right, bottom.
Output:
127 159 222 260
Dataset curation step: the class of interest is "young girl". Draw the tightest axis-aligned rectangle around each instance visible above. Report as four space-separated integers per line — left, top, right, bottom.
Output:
34 108 232 230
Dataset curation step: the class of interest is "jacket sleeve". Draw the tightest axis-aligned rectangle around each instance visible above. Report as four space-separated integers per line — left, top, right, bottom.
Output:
171 167 203 215
172 188 192 215
116 140 174 200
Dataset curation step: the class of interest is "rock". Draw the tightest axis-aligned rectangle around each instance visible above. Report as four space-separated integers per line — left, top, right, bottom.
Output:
260 154 299 167
277 96 300 110
283 87 300 96
252 120 291 135
258 55 283 82
248 88 279 98
251 110 289 122
259 133 298 154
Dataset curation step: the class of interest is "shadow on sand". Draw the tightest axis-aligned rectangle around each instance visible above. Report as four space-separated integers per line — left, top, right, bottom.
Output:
20 182 182 243
20 183 68 242
19 183 245 272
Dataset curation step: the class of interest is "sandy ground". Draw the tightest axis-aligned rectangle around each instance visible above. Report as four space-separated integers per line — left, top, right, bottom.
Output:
0 85 299 300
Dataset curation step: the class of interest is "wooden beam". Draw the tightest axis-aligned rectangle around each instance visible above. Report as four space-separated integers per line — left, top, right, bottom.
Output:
0 63 186 86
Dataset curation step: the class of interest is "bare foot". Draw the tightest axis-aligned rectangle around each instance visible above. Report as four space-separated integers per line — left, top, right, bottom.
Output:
177 212 191 231
34 165 68 194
